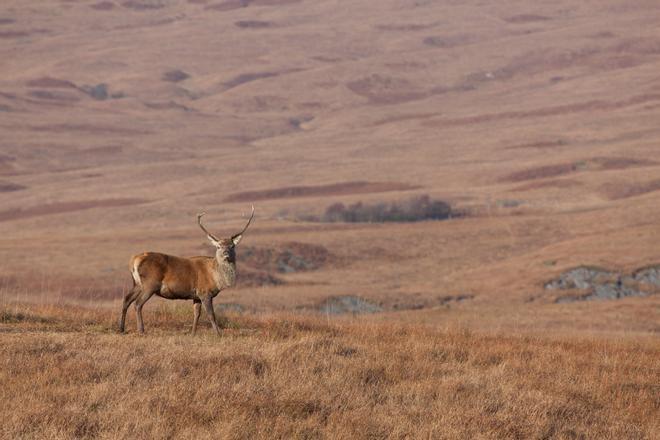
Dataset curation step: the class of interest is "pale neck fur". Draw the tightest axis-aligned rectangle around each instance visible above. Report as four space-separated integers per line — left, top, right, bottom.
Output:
214 251 237 288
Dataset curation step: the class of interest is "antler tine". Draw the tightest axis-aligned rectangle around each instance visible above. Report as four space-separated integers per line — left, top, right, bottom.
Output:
197 212 219 241
233 205 255 239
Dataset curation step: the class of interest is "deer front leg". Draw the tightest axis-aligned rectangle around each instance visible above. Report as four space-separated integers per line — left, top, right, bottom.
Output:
191 300 201 335
202 296 221 336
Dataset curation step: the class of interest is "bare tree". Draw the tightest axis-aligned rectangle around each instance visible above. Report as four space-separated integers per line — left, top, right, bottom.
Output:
119 207 254 335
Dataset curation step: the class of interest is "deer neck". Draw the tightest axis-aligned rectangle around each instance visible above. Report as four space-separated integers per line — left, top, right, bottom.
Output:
214 251 237 289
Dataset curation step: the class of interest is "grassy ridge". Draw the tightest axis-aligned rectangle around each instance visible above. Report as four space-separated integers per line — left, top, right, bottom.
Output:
1 304 658 439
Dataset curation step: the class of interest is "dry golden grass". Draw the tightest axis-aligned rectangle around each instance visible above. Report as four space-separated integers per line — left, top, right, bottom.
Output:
1 303 658 439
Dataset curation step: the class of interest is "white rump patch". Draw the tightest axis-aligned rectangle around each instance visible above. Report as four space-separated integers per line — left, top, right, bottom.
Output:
132 258 142 287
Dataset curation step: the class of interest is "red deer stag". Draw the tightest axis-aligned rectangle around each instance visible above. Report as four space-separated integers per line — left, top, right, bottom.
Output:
119 207 254 335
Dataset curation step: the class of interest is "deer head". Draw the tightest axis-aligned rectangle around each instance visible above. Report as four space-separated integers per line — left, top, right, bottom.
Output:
197 206 255 262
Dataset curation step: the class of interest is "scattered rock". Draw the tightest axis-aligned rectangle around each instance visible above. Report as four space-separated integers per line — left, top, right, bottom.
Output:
317 296 383 315
633 265 660 287
545 266 657 303
301 293 474 315
547 267 620 290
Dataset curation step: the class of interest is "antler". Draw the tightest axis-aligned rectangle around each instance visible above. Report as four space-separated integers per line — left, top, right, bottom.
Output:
197 212 219 242
232 205 255 240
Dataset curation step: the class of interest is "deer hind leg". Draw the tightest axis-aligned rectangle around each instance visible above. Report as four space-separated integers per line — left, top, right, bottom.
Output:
119 284 141 333
191 300 201 335
134 286 156 334
202 296 221 336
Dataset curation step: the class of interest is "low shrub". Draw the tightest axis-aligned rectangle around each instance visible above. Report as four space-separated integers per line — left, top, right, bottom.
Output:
314 195 452 223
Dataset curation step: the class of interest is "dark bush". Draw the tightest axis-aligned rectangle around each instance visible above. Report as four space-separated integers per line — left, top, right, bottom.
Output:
162 69 190 82
318 195 452 223
82 83 108 100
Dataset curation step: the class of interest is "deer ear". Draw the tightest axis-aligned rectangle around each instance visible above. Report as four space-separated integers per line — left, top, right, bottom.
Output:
232 234 243 246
